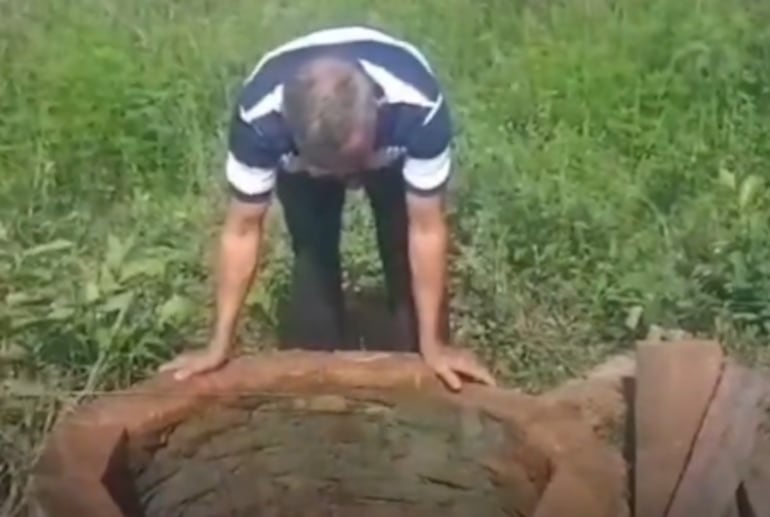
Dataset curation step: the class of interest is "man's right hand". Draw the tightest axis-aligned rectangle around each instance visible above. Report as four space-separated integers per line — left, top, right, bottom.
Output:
159 345 230 381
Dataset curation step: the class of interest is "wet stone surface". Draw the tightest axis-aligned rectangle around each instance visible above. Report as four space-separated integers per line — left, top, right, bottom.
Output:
127 393 537 517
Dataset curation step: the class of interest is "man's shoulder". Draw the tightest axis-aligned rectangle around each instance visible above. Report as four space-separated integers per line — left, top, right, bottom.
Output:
240 27 439 105
253 25 431 72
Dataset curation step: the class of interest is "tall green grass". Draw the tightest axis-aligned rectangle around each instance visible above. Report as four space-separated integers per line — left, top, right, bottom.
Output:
2 0 770 512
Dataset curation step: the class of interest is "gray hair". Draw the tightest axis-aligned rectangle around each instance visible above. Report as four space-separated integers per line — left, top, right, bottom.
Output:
282 56 378 173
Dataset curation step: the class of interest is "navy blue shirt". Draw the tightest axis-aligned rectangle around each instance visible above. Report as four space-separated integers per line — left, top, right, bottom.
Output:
226 26 454 201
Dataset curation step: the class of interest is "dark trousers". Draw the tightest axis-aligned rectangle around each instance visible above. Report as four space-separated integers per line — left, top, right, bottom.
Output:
274 163 448 353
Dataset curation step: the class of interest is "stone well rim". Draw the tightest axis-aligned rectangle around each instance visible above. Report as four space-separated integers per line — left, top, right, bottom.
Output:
26 350 626 517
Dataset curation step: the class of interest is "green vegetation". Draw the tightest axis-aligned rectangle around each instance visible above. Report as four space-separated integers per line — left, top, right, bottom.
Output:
2 0 770 512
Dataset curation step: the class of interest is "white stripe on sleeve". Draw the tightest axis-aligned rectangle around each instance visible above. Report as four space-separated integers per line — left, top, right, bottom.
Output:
403 147 452 192
245 26 433 82
226 152 276 196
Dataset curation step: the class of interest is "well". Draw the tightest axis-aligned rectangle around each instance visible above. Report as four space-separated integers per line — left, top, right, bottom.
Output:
24 350 629 517
32 339 770 517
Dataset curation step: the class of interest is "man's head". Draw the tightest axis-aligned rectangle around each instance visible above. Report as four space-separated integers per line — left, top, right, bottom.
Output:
282 56 379 179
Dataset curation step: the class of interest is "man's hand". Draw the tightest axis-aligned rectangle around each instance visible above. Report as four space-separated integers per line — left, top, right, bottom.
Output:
406 188 492 391
159 345 229 381
422 344 497 391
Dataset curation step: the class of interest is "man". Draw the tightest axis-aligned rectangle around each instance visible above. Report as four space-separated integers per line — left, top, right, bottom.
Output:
160 26 496 391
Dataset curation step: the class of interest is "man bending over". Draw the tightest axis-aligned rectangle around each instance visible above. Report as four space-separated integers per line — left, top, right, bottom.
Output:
160 26 496 391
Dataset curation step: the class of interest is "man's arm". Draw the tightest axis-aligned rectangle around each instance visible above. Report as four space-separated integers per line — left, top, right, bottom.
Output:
400 90 454 358
209 197 270 357
159 197 270 380
405 192 449 358
209 104 281 356
401 95 496 390
405 187 496 391
160 100 279 380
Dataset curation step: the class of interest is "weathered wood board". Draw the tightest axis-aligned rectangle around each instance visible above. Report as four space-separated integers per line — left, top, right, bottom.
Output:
667 363 767 517
634 339 724 517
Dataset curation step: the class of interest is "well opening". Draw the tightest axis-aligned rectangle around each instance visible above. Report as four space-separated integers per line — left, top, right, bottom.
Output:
124 392 550 517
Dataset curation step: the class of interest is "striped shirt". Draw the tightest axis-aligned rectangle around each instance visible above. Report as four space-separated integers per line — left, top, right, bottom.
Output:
226 26 453 202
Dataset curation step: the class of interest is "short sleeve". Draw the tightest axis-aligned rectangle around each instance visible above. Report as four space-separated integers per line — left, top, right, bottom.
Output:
225 108 282 203
402 96 453 195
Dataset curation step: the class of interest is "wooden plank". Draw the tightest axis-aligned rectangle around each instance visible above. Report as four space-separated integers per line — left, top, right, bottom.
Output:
667 363 767 517
634 339 724 517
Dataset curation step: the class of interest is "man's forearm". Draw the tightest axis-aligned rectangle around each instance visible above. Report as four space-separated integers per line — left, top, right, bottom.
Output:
408 218 448 356
210 223 264 354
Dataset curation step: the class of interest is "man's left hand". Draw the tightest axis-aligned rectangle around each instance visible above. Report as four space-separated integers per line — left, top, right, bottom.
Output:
422 345 497 392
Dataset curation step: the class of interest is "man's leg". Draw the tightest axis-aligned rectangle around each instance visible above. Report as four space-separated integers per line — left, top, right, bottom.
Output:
275 172 347 350
362 164 450 353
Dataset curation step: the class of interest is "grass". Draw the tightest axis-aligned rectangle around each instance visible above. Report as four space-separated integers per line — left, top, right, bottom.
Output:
2 0 770 512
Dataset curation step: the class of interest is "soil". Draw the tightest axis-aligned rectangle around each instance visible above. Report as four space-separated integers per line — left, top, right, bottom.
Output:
545 351 635 448
127 393 544 517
